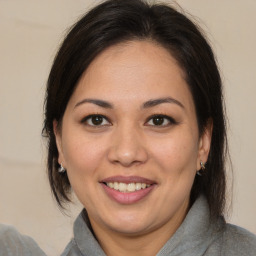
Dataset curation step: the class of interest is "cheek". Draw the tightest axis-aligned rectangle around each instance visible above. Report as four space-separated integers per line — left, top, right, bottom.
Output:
62 135 107 206
62 134 106 177
150 132 199 174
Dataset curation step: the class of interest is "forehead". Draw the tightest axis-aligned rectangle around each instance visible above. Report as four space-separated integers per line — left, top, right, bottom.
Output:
69 40 194 110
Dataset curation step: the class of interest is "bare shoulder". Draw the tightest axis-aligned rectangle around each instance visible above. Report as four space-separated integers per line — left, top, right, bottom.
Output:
0 224 46 256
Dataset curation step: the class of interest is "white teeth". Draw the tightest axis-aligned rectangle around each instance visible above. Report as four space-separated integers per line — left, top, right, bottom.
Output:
108 182 114 188
106 182 151 192
127 183 136 192
135 183 142 190
114 182 119 190
119 183 127 192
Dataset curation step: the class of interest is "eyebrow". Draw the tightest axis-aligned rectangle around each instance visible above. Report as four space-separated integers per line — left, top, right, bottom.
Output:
74 99 113 109
74 97 184 109
142 97 184 109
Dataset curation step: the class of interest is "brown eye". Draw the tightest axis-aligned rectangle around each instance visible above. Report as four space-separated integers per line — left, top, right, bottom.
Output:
91 116 103 125
146 115 177 127
152 116 164 125
82 115 110 126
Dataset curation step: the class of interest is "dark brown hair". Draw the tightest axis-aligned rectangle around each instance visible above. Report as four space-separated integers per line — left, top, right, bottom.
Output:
43 0 228 218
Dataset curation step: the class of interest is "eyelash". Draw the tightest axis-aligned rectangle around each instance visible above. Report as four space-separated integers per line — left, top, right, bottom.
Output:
81 114 177 127
145 114 178 127
81 114 111 127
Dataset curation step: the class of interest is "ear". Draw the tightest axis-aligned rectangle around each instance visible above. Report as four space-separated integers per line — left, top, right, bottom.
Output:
197 119 213 170
53 120 66 166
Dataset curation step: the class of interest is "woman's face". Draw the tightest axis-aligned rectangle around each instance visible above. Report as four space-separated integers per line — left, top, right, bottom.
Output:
55 41 211 237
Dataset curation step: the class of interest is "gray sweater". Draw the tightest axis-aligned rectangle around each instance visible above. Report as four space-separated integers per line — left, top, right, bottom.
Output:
1 196 256 255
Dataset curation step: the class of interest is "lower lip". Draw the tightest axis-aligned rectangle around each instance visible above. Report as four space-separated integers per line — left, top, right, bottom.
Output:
101 183 156 205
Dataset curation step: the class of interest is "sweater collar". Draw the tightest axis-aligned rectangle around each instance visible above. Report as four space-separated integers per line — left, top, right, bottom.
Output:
157 196 224 256
73 196 224 256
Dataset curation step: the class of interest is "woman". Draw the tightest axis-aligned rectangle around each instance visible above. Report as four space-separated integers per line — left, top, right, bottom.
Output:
1 0 255 255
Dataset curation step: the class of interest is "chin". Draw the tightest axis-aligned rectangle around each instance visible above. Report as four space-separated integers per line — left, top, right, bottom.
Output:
109 221 152 236
99 209 158 236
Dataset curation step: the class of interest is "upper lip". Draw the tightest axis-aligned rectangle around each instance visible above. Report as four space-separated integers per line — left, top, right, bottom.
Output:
100 176 156 185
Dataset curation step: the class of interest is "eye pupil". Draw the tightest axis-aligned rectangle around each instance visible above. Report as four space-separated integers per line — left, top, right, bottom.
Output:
153 116 164 125
92 116 103 125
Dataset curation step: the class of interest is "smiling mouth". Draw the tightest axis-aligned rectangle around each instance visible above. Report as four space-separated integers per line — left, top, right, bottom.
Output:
100 176 156 204
105 182 151 193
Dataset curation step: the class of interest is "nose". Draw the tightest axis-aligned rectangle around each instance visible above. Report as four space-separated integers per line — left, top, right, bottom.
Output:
107 124 148 167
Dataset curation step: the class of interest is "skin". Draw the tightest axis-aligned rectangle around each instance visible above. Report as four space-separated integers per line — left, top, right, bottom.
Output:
54 40 212 256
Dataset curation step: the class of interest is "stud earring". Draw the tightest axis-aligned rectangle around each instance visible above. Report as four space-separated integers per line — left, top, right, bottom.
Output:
197 161 206 176
200 161 206 170
58 164 66 173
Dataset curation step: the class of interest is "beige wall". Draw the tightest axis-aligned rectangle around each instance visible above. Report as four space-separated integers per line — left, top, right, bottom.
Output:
0 0 255 255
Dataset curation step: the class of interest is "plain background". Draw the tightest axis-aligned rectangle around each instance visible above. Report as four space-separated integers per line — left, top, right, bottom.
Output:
0 0 255 255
